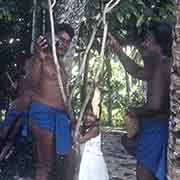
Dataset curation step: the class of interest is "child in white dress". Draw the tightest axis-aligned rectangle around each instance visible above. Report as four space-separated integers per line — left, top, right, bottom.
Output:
78 110 109 180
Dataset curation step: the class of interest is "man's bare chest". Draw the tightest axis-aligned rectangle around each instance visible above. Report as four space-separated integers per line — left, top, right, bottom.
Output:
42 58 57 80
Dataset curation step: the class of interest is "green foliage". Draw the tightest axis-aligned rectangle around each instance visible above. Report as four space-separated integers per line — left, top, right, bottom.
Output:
71 47 145 126
110 0 174 42
81 0 174 49
100 55 145 126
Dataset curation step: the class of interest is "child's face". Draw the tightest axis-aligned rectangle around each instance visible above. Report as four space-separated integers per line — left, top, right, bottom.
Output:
84 113 96 127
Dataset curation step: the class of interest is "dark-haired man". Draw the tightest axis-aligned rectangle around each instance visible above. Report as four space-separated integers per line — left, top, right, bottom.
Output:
27 23 75 180
107 22 172 180
0 23 75 180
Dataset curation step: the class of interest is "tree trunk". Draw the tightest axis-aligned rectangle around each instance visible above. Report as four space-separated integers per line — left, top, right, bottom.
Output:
125 71 130 103
80 59 89 103
168 1 180 179
106 58 113 125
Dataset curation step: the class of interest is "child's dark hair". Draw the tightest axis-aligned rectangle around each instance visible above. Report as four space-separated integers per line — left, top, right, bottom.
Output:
143 21 172 57
55 23 75 40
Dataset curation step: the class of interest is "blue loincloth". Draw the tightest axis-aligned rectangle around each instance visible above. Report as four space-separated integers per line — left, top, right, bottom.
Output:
136 118 169 180
29 101 71 155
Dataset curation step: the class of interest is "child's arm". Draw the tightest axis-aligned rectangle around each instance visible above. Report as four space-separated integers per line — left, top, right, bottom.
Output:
79 126 99 144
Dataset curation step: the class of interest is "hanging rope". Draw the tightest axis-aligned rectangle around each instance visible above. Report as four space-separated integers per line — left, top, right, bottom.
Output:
48 0 67 106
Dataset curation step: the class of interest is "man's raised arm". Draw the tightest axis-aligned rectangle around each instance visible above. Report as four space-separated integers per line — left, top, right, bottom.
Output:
106 33 151 81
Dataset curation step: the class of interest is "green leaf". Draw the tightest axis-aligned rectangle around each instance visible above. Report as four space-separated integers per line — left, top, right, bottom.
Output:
136 14 145 27
117 14 124 23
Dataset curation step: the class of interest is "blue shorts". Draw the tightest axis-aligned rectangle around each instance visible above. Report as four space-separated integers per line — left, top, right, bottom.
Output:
29 102 71 155
136 118 168 180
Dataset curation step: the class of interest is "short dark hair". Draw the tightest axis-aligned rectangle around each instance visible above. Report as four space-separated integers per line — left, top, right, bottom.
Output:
55 23 75 40
144 21 172 57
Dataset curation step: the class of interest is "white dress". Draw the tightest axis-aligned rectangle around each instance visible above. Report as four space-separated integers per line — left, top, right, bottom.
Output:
79 133 109 180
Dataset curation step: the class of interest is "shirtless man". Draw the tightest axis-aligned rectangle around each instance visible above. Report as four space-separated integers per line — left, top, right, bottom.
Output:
27 23 74 180
107 22 172 180
0 23 75 180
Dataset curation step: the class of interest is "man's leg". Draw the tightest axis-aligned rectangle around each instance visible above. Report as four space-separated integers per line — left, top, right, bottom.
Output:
121 134 136 156
136 165 155 180
30 123 55 180
0 118 21 161
64 147 77 180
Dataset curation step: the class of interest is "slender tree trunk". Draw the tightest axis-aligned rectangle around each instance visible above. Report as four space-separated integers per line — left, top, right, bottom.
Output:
80 54 90 103
125 71 130 103
106 58 113 125
168 1 180 179
30 0 38 54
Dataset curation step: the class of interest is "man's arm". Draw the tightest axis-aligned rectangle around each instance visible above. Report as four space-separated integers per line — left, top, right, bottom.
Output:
106 33 151 81
25 35 49 88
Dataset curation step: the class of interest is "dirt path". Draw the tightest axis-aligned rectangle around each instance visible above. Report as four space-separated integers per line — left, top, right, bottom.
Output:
102 128 136 180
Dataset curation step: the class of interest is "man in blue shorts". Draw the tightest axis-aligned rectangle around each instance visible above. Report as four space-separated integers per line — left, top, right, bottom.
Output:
28 23 74 180
0 23 75 180
107 22 172 180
